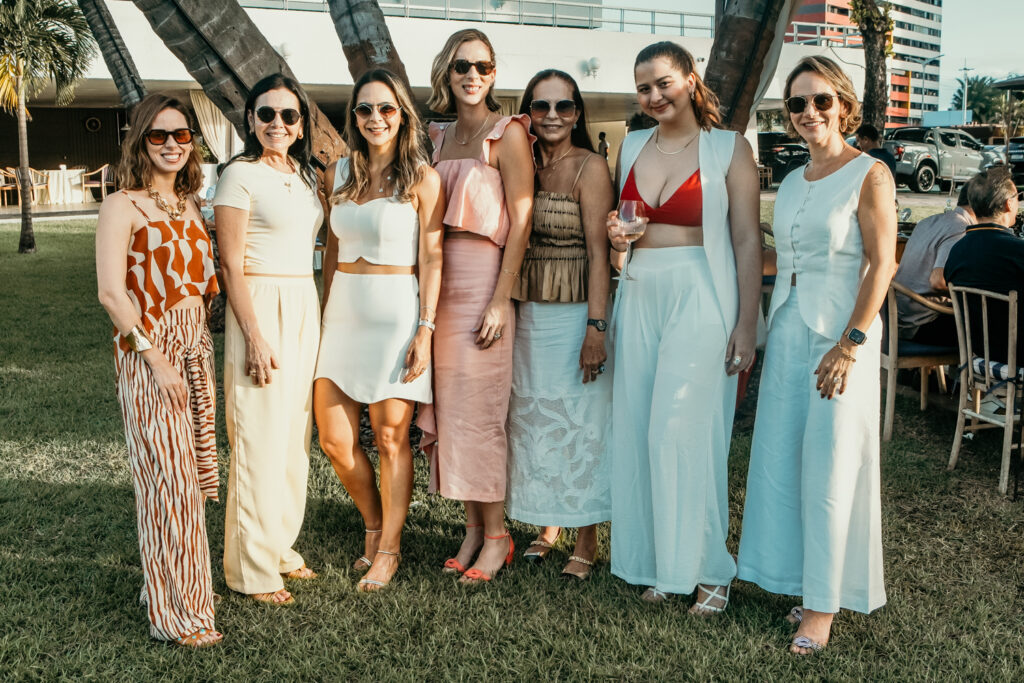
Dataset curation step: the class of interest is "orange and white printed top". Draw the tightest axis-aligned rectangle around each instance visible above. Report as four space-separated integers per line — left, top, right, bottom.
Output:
117 191 219 351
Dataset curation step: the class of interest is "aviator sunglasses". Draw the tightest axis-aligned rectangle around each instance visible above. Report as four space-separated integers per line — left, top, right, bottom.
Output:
145 128 195 145
450 59 495 76
784 92 835 115
353 102 402 119
530 99 577 117
254 106 302 125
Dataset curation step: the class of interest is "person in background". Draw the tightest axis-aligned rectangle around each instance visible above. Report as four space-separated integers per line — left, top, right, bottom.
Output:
854 124 896 177
597 131 609 160
95 94 221 647
418 28 535 585
215 73 324 606
737 56 896 655
507 69 614 580
944 167 1024 363
893 182 974 345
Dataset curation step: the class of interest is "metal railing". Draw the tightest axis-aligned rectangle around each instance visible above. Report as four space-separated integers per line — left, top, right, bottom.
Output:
784 21 863 47
235 0 716 37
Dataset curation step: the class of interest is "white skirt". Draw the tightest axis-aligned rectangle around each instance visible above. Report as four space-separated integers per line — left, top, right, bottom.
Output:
315 272 431 404
506 302 612 527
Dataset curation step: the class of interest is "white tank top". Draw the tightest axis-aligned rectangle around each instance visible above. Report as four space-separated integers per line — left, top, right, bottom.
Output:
330 158 419 267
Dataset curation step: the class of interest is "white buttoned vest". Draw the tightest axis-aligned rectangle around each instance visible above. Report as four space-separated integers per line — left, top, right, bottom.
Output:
766 153 879 340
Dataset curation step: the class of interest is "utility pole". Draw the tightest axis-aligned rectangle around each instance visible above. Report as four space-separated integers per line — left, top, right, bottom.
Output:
960 61 974 125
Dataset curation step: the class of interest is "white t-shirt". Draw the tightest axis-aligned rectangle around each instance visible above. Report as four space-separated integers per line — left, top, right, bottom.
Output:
213 158 323 275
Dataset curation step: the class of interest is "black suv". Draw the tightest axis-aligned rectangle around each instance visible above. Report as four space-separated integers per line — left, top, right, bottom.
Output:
758 132 809 184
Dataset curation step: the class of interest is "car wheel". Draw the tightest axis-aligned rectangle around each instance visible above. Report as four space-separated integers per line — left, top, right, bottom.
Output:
910 164 936 193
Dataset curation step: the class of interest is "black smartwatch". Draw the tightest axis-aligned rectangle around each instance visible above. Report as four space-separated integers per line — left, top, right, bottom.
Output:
846 328 867 345
587 318 608 332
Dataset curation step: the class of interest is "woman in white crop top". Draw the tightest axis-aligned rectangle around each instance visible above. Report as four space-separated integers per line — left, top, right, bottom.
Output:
313 70 444 592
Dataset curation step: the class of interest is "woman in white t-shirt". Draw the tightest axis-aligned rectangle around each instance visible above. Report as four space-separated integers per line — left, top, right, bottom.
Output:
214 73 324 606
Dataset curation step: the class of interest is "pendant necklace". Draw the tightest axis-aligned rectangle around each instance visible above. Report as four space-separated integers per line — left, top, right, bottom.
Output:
540 146 573 171
655 128 700 155
453 114 493 145
146 184 187 220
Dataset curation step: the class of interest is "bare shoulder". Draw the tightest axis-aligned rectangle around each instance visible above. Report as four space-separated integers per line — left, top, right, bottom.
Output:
860 160 895 199
731 131 754 155
416 164 442 195
580 151 612 187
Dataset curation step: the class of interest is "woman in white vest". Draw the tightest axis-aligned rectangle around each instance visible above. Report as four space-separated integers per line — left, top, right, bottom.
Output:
606 41 762 612
736 56 895 654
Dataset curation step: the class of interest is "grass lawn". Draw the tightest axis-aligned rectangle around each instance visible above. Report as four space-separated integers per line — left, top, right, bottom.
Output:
1 220 1022 681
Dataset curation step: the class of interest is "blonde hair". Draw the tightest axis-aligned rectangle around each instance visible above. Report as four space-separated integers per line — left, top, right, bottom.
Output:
116 94 203 196
332 69 428 205
634 41 721 131
783 56 862 137
427 29 501 114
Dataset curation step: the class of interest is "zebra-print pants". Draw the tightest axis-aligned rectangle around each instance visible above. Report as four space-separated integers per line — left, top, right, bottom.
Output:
115 306 218 641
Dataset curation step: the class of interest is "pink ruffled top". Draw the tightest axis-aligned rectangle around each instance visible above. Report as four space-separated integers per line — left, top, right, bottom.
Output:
429 114 536 247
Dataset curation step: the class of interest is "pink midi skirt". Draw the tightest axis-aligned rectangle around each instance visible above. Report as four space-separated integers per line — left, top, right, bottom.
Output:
418 238 514 502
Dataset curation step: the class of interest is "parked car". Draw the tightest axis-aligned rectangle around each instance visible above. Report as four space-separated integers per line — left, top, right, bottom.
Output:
883 127 988 192
1008 137 1024 185
758 132 809 184
983 144 1006 166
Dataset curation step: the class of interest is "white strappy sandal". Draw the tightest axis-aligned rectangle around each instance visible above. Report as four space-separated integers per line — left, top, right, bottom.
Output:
688 584 730 616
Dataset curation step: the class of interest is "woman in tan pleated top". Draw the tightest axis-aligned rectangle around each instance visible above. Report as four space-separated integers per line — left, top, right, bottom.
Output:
507 70 614 581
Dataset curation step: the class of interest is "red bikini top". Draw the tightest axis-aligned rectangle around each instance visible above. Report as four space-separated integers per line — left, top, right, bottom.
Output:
620 166 702 227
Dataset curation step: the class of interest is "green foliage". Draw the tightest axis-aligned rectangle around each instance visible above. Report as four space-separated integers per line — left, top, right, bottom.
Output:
952 76 1003 124
850 0 894 56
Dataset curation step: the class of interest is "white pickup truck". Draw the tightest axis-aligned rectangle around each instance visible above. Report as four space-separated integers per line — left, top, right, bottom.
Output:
883 127 995 193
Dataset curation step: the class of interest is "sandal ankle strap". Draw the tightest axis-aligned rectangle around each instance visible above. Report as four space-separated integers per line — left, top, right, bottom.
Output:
566 554 594 566
365 528 382 534
484 531 510 540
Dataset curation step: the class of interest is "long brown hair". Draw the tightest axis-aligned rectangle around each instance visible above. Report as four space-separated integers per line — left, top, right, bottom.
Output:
634 41 721 131
332 69 428 205
116 94 203 196
427 28 501 114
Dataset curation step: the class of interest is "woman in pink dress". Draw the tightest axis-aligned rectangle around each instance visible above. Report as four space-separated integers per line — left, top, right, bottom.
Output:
418 28 535 584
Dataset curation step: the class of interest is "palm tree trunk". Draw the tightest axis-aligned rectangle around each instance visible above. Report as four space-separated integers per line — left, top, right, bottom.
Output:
77 0 146 107
326 0 410 89
16 69 35 254
851 0 889 132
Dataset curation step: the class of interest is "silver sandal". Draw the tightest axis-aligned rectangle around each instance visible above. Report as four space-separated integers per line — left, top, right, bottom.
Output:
353 529 382 573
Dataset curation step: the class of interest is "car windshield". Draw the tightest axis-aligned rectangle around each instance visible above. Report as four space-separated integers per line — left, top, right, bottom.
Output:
889 129 928 142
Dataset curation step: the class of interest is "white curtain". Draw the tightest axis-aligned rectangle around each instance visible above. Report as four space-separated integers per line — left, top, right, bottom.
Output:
189 90 241 162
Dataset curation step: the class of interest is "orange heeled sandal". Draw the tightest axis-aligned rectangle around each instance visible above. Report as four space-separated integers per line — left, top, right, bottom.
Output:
442 523 482 574
461 531 514 584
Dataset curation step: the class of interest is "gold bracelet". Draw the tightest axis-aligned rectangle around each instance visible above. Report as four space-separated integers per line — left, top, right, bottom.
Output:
834 342 857 362
125 325 154 353
501 268 520 279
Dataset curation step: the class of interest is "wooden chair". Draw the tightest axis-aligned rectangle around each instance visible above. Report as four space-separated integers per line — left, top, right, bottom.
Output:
880 281 959 441
948 284 1022 496
82 163 115 199
0 169 17 206
7 167 47 205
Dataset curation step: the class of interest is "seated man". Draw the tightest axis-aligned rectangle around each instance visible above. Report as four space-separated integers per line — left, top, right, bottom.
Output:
944 167 1024 364
855 124 896 176
894 183 974 345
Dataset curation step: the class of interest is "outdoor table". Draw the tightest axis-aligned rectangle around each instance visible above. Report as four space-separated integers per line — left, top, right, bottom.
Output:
41 167 94 205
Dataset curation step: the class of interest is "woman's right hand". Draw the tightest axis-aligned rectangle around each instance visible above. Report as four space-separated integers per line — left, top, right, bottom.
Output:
606 210 629 253
143 351 189 412
245 331 280 387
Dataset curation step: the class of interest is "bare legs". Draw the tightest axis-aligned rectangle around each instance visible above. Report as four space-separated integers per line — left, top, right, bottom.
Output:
458 500 510 583
314 379 414 590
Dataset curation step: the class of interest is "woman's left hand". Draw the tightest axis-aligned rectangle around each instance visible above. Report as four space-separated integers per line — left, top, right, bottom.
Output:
814 343 856 399
474 297 508 349
402 327 432 383
579 327 608 384
724 323 756 376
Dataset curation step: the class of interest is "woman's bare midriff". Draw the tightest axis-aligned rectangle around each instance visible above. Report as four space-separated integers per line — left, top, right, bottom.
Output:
168 296 204 311
633 223 704 249
337 258 416 276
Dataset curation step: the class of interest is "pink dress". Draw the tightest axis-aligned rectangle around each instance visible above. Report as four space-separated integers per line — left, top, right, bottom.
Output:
417 114 535 502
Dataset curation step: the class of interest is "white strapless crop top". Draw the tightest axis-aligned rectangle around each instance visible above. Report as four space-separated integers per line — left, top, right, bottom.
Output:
330 158 419 267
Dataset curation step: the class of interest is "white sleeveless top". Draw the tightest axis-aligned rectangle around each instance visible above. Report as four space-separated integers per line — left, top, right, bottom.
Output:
330 158 419 267
767 153 880 340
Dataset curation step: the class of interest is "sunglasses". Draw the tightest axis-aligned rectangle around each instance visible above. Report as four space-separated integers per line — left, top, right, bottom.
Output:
145 128 194 145
784 93 835 114
529 99 577 117
254 106 301 125
450 59 495 76
353 102 402 119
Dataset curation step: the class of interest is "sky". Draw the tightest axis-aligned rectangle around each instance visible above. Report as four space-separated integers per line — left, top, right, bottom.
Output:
618 0 1023 109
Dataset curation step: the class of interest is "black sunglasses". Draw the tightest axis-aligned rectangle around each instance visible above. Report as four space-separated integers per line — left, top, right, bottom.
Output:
450 59 495 76
785 93 835 114
145 128 194 145
255 106 302 125
530 99 577 117
353 102 402 119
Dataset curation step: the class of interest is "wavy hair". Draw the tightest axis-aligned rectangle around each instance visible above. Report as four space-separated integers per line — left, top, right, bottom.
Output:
115 94 203 196
227 73 317 190
427 29 501 114
783 56 862 137
332 69 428 205
517 69 595 165
635 41 721 131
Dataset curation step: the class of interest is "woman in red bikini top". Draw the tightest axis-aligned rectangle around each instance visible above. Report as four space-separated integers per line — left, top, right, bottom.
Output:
604 41 762 615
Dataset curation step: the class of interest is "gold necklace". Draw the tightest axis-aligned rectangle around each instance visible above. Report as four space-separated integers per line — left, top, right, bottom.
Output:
145 184 187 220
539 146 574 171
654 128 700 155
453 114 494 145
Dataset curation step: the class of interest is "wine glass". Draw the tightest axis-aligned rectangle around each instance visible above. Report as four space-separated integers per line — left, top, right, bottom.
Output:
612 200 648 281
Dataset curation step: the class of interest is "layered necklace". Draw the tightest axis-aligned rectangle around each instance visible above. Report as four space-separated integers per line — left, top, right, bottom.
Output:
146 184 187 221
539 146 574 171
453 113 494 145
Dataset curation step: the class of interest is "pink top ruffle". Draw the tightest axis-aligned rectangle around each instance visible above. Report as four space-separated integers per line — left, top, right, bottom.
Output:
429 114 536 246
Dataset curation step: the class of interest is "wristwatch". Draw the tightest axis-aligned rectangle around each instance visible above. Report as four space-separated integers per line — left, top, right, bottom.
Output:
845 327 867 346
587 318 608 332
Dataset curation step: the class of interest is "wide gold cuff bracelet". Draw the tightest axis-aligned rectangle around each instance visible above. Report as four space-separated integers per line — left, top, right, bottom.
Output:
125 325 154 353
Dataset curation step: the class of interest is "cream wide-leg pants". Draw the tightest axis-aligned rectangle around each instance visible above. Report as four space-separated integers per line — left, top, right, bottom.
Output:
223 275 320 595
610 247 738 594
737 289 886 614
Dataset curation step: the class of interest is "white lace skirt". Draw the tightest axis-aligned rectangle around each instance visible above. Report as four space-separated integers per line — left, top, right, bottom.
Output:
506 302 612 527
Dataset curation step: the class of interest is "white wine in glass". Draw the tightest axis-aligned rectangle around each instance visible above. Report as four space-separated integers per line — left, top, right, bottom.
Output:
613 200 648 281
